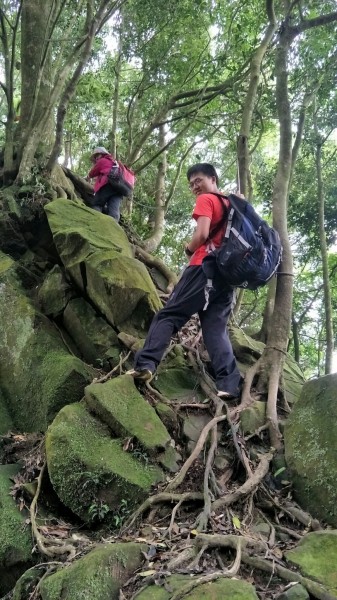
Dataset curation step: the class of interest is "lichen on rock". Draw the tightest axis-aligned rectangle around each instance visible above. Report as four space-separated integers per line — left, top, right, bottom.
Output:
284 373 337 525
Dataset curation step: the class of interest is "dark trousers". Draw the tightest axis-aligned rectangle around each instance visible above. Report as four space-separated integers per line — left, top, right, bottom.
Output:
134 265 241 395
92 184 122 221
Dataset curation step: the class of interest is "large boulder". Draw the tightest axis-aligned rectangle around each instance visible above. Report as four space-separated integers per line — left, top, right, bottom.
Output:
154 349 203 403
38 543 147 600
38 264 75 317
0 251 94 431
285 531 337 597
284 373 337 525
85 375 171 453
46 402 163 522
63 297 121 368
13 543 147 600
0 464 34 596
44 199 161 335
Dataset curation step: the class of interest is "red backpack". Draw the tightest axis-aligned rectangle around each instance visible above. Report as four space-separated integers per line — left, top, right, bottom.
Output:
107 160 135 197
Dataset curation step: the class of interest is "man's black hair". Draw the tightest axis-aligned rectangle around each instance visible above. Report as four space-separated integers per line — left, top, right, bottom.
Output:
186 163 219 186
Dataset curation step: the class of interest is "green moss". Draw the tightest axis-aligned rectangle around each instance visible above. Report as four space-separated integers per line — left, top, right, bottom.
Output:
229 325 304 403
0 465 33 596
13 567 43 600
155 366 201 402
0 251 15 274
38 264 74 317
284 374 337 525
0 261 94 431
45 200 161 334
85 375 170 452
0 389 13 434
286 531 337 595
136 575 259 599
63 297 120 367
46 403 163 521
39 542 147 600
240 400 266 435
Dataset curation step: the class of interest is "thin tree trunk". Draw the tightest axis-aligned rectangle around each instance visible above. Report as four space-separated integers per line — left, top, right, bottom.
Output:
1 3 21 180
257 277 277 343
111 17 123 157
143 123 167 253
257 22 296 450
292 316 300 364
237 0 276 197
314 107 334 374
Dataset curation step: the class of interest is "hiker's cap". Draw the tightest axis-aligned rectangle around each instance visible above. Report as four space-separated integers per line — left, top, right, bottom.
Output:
91 146 109 158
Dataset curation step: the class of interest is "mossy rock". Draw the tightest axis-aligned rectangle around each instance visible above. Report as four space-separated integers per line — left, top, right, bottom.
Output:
285 531 337 596
229 325 305 403
278 583 309 599
282 353 306 405
0 465 34 596
0 388 13 435
85 375 171 453
135 574 259 599
155 402 178 432
38 264 74 317
13 567 43 600
284 374 337 525
0 202 27 257
39 542 147 600
0 251 94 431
46 402 163 522
63 297 120 368
240 400 266 435
155 356 202 403
45 199 161 334
183 413 212 443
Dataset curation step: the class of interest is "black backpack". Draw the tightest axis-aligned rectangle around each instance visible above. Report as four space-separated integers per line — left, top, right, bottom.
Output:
202 193 282 290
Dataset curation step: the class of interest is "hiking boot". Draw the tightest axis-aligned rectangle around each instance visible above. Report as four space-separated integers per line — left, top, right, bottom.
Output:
126 368 153 382
217 390 238 399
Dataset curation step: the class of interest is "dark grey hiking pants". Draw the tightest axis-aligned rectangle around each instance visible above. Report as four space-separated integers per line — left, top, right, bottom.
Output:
134 265 241 395
92 184 122 221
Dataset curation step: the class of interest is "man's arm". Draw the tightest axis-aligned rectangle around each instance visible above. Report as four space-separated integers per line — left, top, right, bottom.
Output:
185 216 211 256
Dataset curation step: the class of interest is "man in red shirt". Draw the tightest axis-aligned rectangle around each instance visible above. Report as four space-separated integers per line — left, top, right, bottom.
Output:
130 163 242 399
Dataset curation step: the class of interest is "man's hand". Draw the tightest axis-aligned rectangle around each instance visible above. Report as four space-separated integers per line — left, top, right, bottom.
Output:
184 243 193 257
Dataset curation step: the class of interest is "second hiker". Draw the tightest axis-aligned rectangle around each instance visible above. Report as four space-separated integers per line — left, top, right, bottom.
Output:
88 146 122 221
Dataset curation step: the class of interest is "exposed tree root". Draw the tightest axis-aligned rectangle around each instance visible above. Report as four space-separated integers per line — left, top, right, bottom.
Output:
134 245 178 293
165 415 227 493
194 397 224 531
122 492 204 532
92 351 131 383
30 463 76 559
241 553 337 600
170 570 238 600
211 451 274 512
194 532 267 554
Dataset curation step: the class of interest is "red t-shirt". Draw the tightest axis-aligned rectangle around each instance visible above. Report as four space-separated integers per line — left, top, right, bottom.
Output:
189 193 229 266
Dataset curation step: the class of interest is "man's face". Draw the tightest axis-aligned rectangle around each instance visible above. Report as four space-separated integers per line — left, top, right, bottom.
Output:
188 172 217 196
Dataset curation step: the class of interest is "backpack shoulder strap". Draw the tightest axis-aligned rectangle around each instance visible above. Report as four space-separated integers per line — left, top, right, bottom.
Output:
208 193 229 239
